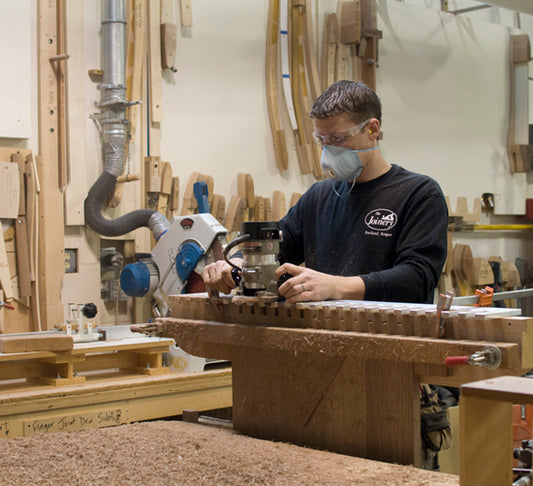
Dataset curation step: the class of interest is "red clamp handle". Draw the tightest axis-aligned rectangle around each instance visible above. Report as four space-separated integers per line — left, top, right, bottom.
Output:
445 356 469 367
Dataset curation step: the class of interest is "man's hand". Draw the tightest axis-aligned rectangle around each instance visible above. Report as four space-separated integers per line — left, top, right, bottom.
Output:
202 258 243 294
275 263 366 303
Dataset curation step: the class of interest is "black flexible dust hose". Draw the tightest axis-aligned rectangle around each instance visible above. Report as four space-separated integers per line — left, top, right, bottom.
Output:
84 171 158 237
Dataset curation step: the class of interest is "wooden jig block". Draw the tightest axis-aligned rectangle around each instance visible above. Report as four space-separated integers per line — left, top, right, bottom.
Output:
179 0 192 27
446 196 481 223
161 23 178 70
289 193 301 209
272 190 287 220
472 257 494 286
254 196 265 222
225 196 245 233
338 0 361 45
211 194 226 225
237 173 255 221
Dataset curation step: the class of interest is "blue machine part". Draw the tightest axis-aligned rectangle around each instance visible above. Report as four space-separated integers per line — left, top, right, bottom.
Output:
120 261 151 297
176 241 205 284
193 181 210 214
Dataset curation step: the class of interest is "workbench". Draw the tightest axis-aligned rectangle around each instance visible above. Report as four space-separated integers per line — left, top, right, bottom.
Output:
152 293 533 469
0 335 232 438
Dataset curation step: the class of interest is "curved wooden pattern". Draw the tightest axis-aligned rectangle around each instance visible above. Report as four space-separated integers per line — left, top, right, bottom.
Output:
266 0 290 173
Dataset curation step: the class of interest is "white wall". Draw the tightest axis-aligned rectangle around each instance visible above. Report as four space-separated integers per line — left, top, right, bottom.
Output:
159 0 533 215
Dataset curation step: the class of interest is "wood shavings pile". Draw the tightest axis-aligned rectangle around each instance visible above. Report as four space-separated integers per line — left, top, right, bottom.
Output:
0 420 459 485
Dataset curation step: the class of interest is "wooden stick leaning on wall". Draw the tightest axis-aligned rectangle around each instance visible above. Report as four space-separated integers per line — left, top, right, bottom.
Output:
299 0 323 178
290 1 316 176
26 153 42 332
320 13 338 91
10 153 32 301
38 0 65 330
280 0 310 176
266 0 289 173
0 290 3 333
148 0 163 127
0 227 13 305
56 0 69 189
303 0 321 103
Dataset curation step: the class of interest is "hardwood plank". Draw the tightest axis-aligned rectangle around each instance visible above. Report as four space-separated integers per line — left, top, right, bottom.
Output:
14 217 32 298
148 0 163 123
38 0 65 330
0 334 73 353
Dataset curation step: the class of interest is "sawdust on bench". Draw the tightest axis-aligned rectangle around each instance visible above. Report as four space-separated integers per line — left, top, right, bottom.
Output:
0 420 459 485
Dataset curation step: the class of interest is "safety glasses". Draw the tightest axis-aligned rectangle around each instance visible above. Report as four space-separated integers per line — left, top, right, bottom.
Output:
312 118 371 147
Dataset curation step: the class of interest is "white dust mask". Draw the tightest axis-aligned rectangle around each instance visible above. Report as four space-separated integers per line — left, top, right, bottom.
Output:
320 145 379 182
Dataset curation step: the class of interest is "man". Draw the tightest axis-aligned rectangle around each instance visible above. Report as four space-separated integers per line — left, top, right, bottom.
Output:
203 80 450 471
203 80 448 305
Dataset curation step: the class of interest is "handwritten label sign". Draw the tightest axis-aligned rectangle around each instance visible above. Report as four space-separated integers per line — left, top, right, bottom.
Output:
23 408 125 437
0 421 11 438
0 162 20 218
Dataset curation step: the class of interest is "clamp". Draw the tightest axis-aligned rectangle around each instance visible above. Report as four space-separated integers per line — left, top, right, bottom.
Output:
445 345 502 369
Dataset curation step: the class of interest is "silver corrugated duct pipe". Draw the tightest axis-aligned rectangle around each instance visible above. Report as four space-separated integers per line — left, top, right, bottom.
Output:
84 0 170 240
100 0 127 177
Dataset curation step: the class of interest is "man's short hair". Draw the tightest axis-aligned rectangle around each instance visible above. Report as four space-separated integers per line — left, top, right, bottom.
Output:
310 80 382 124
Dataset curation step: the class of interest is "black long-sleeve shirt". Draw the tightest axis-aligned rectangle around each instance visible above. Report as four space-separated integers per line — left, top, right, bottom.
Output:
279 164 448 304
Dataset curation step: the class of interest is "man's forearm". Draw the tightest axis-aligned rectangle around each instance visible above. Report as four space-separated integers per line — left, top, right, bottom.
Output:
331 275 366 300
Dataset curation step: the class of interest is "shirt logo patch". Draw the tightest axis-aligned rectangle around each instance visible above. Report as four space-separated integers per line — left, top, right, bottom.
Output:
364 209 398 231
